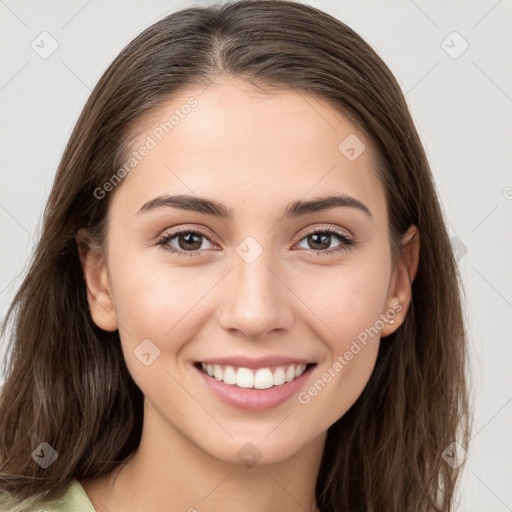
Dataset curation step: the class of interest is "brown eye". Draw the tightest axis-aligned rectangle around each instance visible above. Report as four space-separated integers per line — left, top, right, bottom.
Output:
176 232 203 251
305 232 333 251
295 228 354 256
157 228 216 256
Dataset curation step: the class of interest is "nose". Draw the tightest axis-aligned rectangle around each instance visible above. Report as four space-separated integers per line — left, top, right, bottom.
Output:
217 248 294 340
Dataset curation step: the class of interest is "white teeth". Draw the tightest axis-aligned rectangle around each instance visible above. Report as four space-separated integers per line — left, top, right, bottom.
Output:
199 362 311 389
213 364 223 381
223 365 237 385
254 368 274 390
295 364 306 378
273 367 285 386
236 367 254 388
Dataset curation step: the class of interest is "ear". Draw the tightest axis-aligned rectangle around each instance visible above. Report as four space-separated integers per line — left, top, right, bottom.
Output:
380 225 420 338
76 229 118 332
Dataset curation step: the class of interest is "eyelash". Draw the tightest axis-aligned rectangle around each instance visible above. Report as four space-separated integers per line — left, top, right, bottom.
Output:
155 226 355 258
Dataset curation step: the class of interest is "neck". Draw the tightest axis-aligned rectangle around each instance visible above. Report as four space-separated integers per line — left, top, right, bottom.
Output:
88 400 326 512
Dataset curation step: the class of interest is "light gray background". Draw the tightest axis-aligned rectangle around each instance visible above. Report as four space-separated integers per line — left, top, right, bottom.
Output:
1 0 511 510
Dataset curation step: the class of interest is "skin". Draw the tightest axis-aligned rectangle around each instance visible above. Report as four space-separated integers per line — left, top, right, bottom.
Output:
78 77 420 512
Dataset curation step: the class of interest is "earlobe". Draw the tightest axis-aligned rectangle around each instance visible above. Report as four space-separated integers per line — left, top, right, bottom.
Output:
380 225 420 337
76 231 118 332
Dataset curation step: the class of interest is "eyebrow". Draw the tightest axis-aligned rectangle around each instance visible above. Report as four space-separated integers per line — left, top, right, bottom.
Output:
137 193 372 220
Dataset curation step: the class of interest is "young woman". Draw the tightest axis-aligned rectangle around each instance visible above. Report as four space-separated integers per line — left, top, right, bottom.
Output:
0 1 471 511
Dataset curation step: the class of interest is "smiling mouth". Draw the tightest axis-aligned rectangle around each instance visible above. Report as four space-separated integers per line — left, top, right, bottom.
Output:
194 361 316 389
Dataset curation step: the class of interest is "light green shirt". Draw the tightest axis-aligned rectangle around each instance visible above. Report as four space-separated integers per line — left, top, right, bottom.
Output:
0 480 95 511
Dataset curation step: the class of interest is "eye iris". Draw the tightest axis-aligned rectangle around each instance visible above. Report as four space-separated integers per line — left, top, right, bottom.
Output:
178 232 202 250
309 233 331 250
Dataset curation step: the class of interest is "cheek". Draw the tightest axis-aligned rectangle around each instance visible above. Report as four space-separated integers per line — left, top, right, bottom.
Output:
293 258 391 345
107 257 217 394
292 265 388 429
107 247 222 352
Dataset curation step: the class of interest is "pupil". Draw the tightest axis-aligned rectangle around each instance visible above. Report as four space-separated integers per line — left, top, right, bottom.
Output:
180 233 201 250
310 233 330 250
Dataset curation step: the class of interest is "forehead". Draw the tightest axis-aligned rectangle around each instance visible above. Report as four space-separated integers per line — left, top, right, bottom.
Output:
110 79 387 225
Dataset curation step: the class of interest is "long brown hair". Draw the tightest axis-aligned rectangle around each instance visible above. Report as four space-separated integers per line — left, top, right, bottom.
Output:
0 1 472 510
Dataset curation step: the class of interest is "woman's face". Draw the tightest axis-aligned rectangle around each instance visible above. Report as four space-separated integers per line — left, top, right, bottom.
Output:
83 78 414 466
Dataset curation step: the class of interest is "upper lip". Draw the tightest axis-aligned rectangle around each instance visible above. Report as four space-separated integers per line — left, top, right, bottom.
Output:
196 355 314 369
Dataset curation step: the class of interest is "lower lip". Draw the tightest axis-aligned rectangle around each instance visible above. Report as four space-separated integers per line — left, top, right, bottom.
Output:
194 364 316 411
